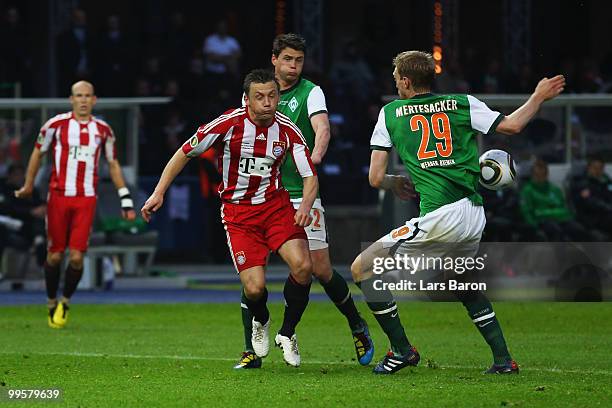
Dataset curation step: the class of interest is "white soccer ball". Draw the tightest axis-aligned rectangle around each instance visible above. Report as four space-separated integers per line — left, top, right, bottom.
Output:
478 149 517 190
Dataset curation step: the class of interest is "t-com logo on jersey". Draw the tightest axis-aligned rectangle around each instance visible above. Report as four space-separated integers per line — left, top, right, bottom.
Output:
69 145 96 162
239 157 274 177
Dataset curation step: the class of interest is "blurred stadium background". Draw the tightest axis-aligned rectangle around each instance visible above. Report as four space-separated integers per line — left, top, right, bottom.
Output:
1 0 612 300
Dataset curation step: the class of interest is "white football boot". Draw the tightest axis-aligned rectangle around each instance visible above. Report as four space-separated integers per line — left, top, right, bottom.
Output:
251 318 270 358
274 333 301 367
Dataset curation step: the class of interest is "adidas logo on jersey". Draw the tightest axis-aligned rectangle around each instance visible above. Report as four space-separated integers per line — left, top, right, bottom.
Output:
256 134 267 141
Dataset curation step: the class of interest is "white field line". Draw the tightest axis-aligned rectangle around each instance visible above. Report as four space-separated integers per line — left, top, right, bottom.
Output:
1 350 610 376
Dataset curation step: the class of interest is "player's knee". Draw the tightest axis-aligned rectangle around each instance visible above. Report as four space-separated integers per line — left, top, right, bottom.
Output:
68 251 84 269
46 252 63 267
290 257 313 284
312 262 332 283
350 257 363 283
244 281 265 300
310 249 331 281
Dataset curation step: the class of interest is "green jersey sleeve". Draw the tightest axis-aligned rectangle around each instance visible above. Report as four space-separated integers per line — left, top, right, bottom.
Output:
370 108 393 151
306 86 327 118
466 95 504 135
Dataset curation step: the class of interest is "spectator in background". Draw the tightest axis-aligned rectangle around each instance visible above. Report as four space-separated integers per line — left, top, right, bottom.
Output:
133 78 152 97
181 56 207 100
133 77 164 173
163 78 191 119
57 9 92 93
141 56 165 95
600 50 612 92
480 187 524 242
0 151 8 178
0 164 46 266
482 59 502 93
202 20 241 80
559 57 579 94
135 77 163 124
0 122 10 177
0 7 30 95
434 58 469 93
329 39 375 103
570 157 612 239
506 63 535 94
197 146 227 263
164 78 181 100
94 15 132 96
329 39 375 147
461 47 481 91
164 11 194 77
578 58 604 93
519 159 591 241
161 108 188 167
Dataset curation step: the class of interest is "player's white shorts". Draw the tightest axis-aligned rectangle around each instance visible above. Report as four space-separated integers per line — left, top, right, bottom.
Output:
378 197 486 262
291 198 328 250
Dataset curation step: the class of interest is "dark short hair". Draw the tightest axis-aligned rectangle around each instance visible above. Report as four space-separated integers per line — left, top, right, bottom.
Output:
532 158 548 173
587 155 604 166
243 69 279 95
393 51 435 90
272 33 306 57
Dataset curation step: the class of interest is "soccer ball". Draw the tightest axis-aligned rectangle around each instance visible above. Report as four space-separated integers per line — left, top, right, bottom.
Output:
478 149 517 190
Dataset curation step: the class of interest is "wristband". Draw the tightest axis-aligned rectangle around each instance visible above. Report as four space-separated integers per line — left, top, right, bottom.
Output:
117 187 134 210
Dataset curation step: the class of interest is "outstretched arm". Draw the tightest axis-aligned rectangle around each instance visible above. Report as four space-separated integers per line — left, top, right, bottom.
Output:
496 75 565 135
141 149 191 222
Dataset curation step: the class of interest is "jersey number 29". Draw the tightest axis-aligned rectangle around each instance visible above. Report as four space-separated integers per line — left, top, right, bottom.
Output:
410 112 453 160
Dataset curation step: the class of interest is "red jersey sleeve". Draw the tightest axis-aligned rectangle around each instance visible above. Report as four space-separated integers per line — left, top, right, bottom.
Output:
181 109 238 157
104 125 117 161
35 118 58 152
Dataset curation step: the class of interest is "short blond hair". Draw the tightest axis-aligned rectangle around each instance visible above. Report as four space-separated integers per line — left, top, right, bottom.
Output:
71 80 95 96
393 51 435 90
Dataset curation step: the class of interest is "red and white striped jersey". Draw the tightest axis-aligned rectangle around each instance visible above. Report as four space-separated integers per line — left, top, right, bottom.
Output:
182 107 316 205
35 111 117 197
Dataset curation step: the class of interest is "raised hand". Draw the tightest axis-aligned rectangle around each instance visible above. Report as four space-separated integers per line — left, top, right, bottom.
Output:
534 75 566 101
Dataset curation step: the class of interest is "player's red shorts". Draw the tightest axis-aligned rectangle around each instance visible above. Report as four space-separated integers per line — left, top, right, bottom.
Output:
221 190 307 272
46 191 97 253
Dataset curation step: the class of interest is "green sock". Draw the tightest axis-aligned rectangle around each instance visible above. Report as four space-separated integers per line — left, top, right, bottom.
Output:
240 289 254 352
458 291 511 364
356 279 411 355
321 270 363 332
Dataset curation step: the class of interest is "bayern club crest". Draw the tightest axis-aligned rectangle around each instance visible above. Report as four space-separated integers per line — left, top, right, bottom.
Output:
273 141 286 158
236 251 246 265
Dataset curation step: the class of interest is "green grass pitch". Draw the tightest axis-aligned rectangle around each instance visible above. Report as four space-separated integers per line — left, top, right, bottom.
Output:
1 301 610 407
